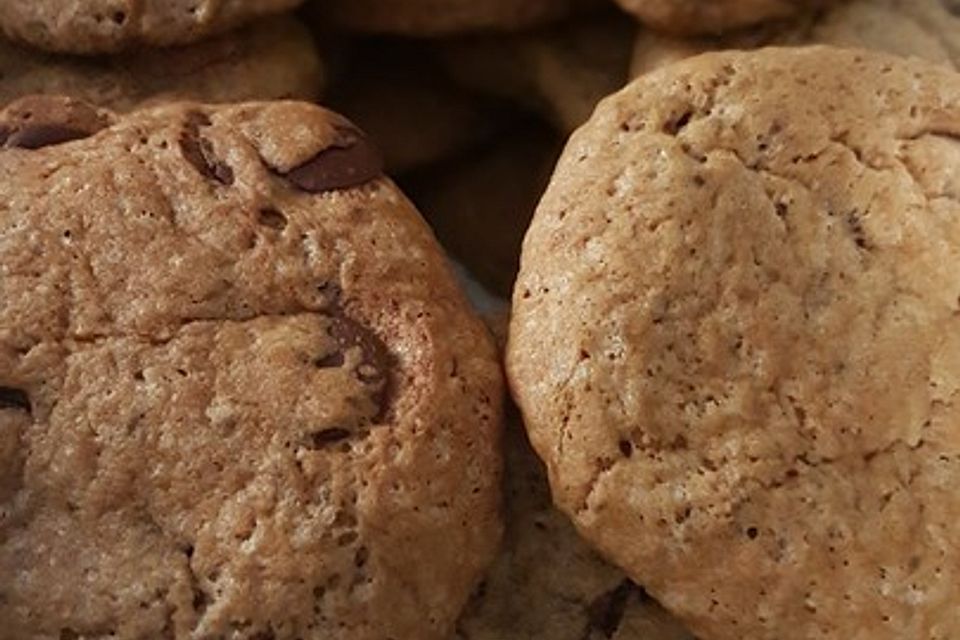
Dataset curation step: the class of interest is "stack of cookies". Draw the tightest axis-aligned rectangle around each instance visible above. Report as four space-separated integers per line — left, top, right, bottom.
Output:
1 1 959 639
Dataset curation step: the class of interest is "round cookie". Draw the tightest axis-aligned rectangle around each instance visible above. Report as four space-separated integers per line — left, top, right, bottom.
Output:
439 11 635 133
0 95 502 640
614 0 838 35
314 0 596 37
0 0 303 54
632 0 960 77
508 47 960 639
455 411 695 640
0 16 324 112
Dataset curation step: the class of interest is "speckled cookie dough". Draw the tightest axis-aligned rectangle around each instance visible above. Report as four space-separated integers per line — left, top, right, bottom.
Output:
508 47 960 640
614 0 839 35
0 16 324 112
0 95 502 640
0 0 303 54
631 0 960 77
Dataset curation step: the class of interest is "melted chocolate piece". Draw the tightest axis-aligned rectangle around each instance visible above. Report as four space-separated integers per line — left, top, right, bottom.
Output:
179 112 234 185
0 96 108 150
282 126 383 193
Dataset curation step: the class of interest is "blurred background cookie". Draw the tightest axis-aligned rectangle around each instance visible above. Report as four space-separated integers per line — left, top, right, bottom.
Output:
438 10 635 133
0 0 303 54
632 0 960 76
613 0 840 35
455 410 694 640
325 39 513 174
0 15 324 111
404 119 563 297
312 0 598 37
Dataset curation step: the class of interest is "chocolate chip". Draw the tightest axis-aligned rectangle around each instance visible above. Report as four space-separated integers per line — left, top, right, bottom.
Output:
305 427 352 450
281 126 383 193
323 313 393 417
0 96 109 150
585 581 643 638
179 112 234 185
0 386 30 413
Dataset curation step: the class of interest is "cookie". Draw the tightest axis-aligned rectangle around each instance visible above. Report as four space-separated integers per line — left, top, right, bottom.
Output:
404 119 563 297
0 16 324 113
439 11 634 133
614 0 838 35
326 40 511 174
631 0 960 76
455 411 695 640
0 95 502 640
314 0 595 37
0 0 303 54
508 47 960 639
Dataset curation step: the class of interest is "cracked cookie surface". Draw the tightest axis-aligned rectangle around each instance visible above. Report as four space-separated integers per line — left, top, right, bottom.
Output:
614 0 839 35
0 96 502 640
632 0 960 76
0 0 303 54
508 47 960 639
0 16 324 112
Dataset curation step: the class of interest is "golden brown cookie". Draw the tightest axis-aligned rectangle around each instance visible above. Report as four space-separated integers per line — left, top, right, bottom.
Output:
455 412 695 640
508 47 960 639
615 0 838 35
631 0 960 76
313 0 595 37
0 16 324 112
326 40 511 174
404 119 563 297
439 11 635 133
0 95 502 640
0 0 302 54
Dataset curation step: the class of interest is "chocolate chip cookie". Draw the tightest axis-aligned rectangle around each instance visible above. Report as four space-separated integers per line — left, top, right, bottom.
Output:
0 0 302 54
439 11 634 133
0 95 502 640
455 412 695 640
632 0 960 76
314 0 596 37
508 47 960 639
615 0 838 35
0 16 324 112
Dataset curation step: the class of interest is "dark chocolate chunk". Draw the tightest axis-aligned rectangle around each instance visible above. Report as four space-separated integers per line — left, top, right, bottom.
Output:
320 312 393 418
179 112 234 185
305 427 352 450
585 581 643 638
282 126 383 193
0 386 30 413
0 96 109 150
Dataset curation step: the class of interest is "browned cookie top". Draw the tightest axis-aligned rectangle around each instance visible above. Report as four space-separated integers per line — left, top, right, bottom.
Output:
0 0 303 54
615 0 839 35
0 96 502 640
509 47 960 639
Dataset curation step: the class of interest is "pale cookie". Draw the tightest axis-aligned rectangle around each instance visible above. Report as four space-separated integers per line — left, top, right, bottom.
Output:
614 0 838 35
632 0 960 76
0 0 302 54
455 413 695 640
313 0 595 37
0 16 324 112
326 40 511 174
0 95 502 640
439 11 635 133
404 119 563 297
508 47 960 640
